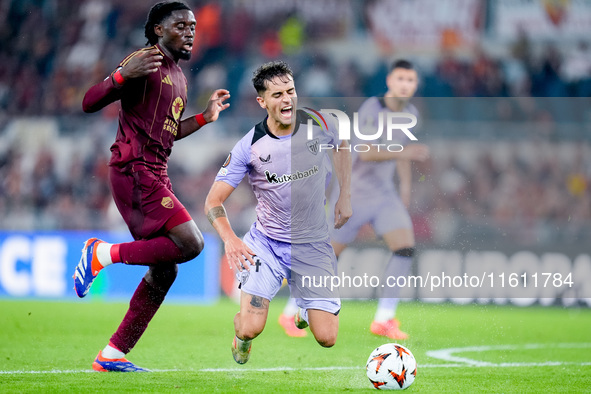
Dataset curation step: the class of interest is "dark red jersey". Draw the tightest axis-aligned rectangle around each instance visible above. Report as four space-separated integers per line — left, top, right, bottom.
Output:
83 44 188 173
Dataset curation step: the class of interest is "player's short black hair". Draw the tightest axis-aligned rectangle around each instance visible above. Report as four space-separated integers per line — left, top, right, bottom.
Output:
389 59 415 72
144 1 191 46
252 61 294 95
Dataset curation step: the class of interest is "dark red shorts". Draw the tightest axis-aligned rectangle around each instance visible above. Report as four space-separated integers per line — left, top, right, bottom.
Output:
109 167 191 240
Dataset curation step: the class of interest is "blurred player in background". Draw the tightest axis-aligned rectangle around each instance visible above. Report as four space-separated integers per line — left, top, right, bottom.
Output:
279 59 429 340
74 1 229 372
204 61 352 364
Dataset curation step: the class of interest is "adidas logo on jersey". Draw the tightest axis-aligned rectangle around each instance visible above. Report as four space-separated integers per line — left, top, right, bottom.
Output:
162 75 172 85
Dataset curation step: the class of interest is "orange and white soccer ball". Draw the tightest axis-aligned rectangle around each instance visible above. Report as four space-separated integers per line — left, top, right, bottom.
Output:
366 343 417 390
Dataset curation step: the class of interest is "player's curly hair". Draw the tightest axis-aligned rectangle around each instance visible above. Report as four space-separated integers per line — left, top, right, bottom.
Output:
144 1 191 46
252 61 294 95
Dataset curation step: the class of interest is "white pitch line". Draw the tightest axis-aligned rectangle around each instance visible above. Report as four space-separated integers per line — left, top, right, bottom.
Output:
0 369 93 375
2 361 591 375
426 343 591 367
3 343 590 375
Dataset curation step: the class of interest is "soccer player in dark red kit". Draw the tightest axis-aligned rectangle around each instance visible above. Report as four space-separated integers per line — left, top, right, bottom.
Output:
75 1 230 372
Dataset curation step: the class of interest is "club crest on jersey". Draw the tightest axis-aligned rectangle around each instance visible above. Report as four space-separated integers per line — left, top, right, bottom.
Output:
161 197 174 209
259 154 272 164
307 139 319 155
172 97 184 121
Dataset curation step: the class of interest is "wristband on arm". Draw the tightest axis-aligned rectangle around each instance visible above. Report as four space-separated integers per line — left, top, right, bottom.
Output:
113 69 125 85
195 113 207 127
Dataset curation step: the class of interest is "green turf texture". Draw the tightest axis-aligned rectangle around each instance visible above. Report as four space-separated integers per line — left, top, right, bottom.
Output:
1 298 590 392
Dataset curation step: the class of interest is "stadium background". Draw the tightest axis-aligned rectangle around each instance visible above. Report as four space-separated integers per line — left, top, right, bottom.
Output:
0 0 589 306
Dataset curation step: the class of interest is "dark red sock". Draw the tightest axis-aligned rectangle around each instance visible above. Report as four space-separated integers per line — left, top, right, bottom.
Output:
109 279 166 354
118 236 184 266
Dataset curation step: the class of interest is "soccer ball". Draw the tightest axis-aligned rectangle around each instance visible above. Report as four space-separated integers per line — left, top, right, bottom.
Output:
366 343 417 390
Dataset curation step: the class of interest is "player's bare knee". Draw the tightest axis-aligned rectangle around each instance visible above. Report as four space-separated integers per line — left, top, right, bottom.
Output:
235 310 264 340
169 221 205 262
186 231 204 259
240 329 262 341
237 322 264 340
315 333 337 348
311 325 338 347
177 231 204 261
194 229 205 253
318 339 336 348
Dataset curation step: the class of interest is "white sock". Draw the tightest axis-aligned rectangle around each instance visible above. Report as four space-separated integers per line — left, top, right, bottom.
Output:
102 344 125 359
235 336 252 352
374 300 397 322
374 252 411 322
282 298 299 316
96 243 114 268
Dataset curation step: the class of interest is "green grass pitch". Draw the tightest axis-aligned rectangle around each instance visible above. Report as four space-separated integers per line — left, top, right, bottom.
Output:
1 298 590 392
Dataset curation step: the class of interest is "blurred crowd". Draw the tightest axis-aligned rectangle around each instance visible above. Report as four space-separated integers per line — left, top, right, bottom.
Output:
2 0 591 118
1 0 590 247
410 140 591 247
0 136 112 231
1 127 589 247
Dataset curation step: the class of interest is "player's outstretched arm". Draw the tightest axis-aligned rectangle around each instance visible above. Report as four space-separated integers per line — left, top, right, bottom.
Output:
358 143 430 163
204 181 256 271
82 49 164 113
333 141 353 229
177 89 230 140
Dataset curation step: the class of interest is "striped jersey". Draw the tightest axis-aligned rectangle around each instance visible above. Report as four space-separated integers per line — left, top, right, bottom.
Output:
216 108 338 243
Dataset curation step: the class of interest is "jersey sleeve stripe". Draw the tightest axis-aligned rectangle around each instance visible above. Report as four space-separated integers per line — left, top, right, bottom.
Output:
120 46 157 67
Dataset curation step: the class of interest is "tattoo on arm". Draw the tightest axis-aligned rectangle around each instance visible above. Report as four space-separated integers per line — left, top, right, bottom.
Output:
207 205 227 225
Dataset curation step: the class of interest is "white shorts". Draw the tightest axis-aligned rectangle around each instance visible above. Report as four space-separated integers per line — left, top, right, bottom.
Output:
330 191 412 245
239 223 341 315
